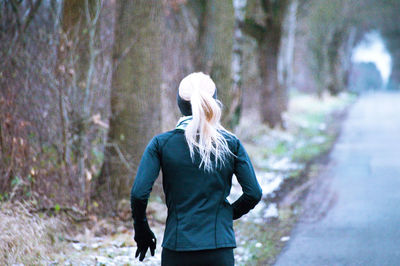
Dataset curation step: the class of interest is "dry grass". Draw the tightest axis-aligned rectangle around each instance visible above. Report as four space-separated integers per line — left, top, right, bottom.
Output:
0 201 65 265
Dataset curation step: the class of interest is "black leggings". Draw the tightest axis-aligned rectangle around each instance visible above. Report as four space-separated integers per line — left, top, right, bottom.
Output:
161 247 234 266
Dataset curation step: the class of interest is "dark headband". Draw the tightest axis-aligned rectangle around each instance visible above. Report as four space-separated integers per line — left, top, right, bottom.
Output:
176 88 218 116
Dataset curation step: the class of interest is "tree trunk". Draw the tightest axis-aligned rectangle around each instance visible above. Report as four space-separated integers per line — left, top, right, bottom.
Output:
210 0 234 128
98 0 162 204
195 0 235 129
326 29 345 95
196 0 216 73
161 3 198 132
258 25 284 128
278 0 298 94
387 55 400 90
340 27 357 91
325 27 357 95
384 33 400 90
242 0 292 128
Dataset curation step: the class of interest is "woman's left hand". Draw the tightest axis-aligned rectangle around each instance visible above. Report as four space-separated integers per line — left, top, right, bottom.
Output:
134 221 157 261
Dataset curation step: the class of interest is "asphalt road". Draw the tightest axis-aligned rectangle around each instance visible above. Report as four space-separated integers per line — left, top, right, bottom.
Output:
275 92 400 266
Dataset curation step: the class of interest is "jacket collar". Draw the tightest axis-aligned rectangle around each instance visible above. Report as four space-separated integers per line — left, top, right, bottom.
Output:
175 115 192 130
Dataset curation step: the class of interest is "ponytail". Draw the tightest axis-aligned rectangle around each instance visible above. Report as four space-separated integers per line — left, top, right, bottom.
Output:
178 72 235 172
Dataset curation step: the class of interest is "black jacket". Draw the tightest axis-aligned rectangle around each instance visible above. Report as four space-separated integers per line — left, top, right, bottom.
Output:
131 128 262 251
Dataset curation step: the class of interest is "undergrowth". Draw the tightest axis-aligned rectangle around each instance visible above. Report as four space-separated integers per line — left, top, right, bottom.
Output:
0 201 65 265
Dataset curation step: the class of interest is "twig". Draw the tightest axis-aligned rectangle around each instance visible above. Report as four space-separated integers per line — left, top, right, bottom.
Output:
22 0 43 33
34 205 84 215
63 236 80 243
33 205 90 222
104 143 134 172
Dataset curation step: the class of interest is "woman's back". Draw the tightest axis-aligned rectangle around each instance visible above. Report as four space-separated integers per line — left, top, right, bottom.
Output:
156 128 237 250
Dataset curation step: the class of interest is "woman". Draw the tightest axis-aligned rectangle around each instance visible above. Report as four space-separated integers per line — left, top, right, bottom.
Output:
130 72 262 265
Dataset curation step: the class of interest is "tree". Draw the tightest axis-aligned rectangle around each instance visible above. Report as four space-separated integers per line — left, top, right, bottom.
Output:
159 1 238 132
380 0 400 90
194 0 236 128
229 0 248 128
241 0 296 128
278 0 298 96
385 40 400 90
98 0 162 204
306 0 368 95
57 0 101 207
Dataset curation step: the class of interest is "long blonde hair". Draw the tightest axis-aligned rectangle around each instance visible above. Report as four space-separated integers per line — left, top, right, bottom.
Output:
178 72 235 172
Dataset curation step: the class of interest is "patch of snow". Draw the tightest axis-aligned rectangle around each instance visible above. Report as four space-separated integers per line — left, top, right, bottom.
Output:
113 255 132 264
295 140 306 148
71 243 86 251
263 203 278 219
318 123 327 131
228 171 287 204
251 201 267 216
280 236 290 242
256 172 284 196
235 246 252 263
90 243 100 249
267 157 302 171
296 119 310 129
111 240 124 247
311 135 326 144
227 177 242 203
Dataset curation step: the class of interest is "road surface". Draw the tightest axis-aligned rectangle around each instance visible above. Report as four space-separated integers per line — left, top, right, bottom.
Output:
275 92 400 266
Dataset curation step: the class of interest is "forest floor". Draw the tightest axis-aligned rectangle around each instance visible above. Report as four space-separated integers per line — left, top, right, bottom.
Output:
0 92 356 266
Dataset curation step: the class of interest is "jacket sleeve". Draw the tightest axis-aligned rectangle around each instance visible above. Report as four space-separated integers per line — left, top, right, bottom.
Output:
231 138 263 220
130 136 161 224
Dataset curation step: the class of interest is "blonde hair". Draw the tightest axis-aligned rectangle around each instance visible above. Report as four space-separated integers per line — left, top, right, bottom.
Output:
178 72 235 172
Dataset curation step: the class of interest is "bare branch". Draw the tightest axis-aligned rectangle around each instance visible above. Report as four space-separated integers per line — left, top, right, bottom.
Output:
240 17 266 42
104 143 134 173
9 0 21 28
22 0 43 33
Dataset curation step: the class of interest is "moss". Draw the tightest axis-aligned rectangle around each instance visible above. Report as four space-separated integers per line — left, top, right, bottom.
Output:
270 141 289 156
288 168 302 179
292 137 333 162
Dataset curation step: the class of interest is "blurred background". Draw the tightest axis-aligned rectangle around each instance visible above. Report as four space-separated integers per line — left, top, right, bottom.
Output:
1 0 399 265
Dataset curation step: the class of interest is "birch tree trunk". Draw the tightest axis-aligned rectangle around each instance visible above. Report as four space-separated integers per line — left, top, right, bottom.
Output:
227 0 247 127
278 0 298 95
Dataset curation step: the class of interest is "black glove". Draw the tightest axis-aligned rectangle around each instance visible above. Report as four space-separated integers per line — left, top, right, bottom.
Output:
134 220 157 261
232 194 260 220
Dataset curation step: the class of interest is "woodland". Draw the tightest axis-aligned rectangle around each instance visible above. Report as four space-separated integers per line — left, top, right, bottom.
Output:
1 0 399 264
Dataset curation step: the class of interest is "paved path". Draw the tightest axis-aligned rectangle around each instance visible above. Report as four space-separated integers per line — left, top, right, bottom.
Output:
275 92 400 266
